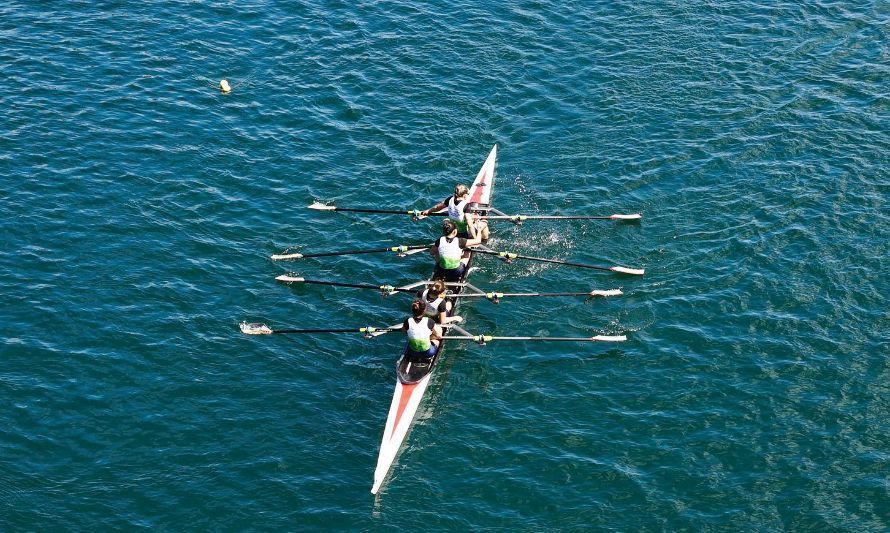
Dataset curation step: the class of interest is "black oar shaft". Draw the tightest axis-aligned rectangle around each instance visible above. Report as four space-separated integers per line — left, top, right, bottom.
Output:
271 327 402 334
484 215 614 220
299 279 408 292
443 336 598 341
325 207 448 216
455 292 594 298
299 244 430 259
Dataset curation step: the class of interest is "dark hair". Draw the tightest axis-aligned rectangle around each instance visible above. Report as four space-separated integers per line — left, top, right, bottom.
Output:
429 279 447 295
411 299 425 317
442 219 457 235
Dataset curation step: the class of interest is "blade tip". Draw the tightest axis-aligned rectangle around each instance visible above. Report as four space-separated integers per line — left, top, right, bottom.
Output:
240 322 272 335
611 267 645 275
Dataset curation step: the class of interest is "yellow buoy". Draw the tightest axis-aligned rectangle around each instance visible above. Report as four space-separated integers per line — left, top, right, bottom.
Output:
219 79 231 93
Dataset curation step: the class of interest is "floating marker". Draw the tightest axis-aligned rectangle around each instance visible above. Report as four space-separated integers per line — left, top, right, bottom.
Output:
219 79 231 93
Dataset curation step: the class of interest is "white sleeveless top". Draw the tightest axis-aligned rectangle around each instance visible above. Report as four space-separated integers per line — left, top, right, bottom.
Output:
447 196 469 232
420 288 446 318
436 236 463 269
406 316 434 351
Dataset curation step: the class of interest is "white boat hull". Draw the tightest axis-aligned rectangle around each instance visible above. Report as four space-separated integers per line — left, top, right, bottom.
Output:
370 145 497 494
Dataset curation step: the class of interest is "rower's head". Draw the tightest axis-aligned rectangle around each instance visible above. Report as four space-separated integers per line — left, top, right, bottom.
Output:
429 279 447 296
454 184 469 199
441 219 458 236
411 299 426 318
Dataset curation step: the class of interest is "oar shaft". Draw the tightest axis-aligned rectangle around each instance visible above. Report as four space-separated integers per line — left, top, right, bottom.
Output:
313 205 448 216
454 292 598 298
274 328 364 334
240 322 404 335
483 215 640 220
474 249 644 275
292 244 431 259
443 335 626 342
334 207 413 215
474 249 608 272
295 278 409 292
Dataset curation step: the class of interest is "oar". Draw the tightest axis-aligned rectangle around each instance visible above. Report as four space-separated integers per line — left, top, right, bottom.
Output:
483 213 642 221
473 248 645 275
275 274 409 295
454 289 623 301
240 322 401 336
271 244 431 261
274 274 623 300
308 202 447 217
443 334 627 343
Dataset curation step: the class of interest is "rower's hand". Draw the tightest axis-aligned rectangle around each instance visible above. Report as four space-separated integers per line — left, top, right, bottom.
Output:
451 315 463 323
411 209 428 221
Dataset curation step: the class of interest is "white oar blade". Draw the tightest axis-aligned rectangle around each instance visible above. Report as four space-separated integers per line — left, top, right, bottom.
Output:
271 253 303 260
610 213 642 220
275 274 304 283
590 335 627 342
308 201 336 210
610 266 645 275
589 289 623 297
240 322 273 335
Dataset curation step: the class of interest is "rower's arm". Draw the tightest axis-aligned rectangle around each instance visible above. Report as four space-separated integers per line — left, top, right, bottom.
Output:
465 211 479 239
422 198 448 216
464 235 483 247
431 324 443 340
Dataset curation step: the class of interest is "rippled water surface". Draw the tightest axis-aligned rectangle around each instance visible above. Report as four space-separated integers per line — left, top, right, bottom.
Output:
2 0 888 529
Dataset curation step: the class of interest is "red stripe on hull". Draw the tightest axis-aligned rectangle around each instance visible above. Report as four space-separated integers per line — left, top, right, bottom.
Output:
390 383 417 440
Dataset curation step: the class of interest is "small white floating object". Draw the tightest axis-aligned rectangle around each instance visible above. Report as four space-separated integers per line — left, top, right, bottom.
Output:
219 79 231 93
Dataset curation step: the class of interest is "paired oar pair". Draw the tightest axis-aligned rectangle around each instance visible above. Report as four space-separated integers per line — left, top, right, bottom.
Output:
309 201 642 221
239 322 626 343
271 243 644 275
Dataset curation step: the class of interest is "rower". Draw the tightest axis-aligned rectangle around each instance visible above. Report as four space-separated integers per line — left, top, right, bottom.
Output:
401 299 443 362
431 219 482 282
420 184 489 240
417 279 463 325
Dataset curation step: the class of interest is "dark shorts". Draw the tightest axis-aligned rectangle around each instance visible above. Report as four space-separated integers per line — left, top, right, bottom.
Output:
434 262 466 282
405 344 437 362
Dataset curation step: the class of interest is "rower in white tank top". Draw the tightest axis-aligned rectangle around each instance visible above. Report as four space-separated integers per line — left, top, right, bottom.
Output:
417 279 463 325
431 219 482 282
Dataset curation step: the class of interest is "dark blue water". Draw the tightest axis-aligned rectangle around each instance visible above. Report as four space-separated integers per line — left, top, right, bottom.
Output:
2 0 887 529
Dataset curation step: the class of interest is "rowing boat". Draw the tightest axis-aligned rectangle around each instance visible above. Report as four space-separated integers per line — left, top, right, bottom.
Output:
246 144 641 493
370 145 497 494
